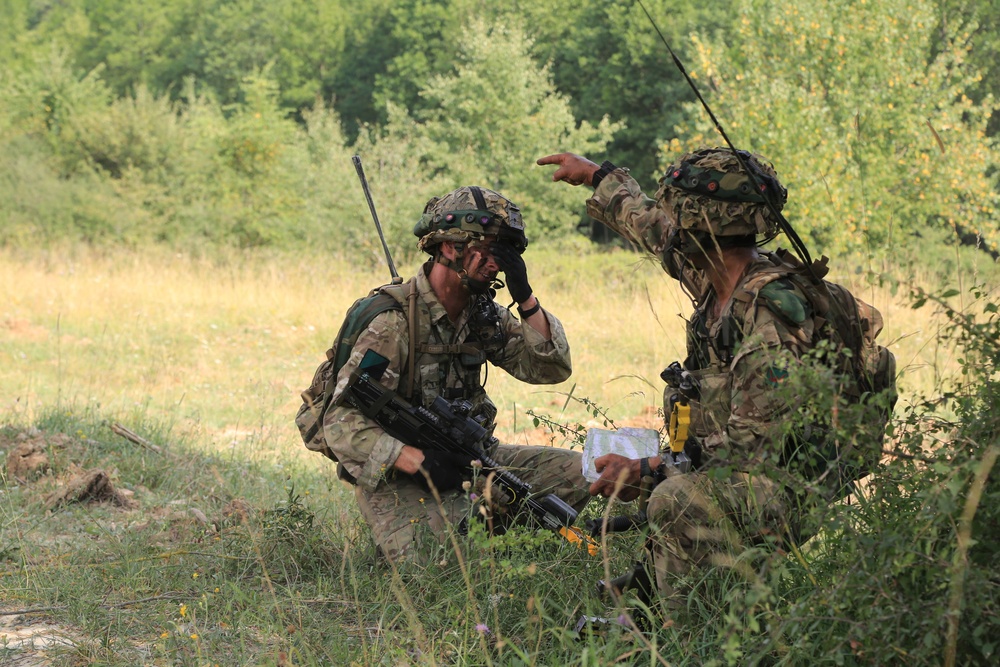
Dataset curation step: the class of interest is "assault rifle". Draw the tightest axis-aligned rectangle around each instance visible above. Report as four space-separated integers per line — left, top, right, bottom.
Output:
344 366 599 556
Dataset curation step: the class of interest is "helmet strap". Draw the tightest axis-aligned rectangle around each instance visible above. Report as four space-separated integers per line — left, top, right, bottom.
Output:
434 240 467 269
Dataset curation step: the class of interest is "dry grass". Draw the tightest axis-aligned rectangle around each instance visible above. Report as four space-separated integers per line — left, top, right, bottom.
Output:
0 244 965 462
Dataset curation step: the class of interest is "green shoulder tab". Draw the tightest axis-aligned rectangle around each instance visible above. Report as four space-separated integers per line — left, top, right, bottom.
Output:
758 280 810 325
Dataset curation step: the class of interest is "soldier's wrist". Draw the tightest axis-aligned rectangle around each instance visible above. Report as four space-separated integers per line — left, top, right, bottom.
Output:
517 297 541 319
591 160 618 189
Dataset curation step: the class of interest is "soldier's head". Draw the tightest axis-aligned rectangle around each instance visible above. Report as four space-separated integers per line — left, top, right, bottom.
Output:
413 186 527 292
657 148 786 276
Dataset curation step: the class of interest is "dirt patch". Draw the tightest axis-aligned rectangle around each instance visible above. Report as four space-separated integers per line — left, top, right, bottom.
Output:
1 317 50 342
5 442 49 483
2 430 76 484
44 468 138 510
0 610 77 666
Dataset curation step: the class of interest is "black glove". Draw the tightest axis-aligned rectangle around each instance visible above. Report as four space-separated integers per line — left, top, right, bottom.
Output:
411 450 476 493
491 242 532 303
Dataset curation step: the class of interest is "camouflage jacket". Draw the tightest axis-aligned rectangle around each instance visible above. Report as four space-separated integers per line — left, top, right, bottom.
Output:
587 169 885 464
324 263 572 491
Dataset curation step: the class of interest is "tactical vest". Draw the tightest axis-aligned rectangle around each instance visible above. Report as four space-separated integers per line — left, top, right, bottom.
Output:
681 249 896 472
295 277 497 464
377 280 498 427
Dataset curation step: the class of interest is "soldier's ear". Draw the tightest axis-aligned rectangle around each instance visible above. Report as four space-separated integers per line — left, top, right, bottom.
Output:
439 240 458 261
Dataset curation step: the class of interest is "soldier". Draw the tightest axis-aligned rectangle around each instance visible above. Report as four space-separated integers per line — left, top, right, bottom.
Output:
538 149 895 605
320 186 590 562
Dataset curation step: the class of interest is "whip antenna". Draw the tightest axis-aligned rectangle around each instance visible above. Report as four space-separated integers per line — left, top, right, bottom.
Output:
352 155 402 284
635 0 814 271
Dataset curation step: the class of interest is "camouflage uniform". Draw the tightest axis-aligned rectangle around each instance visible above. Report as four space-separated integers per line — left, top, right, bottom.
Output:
324 263 589 561
587 162 892 600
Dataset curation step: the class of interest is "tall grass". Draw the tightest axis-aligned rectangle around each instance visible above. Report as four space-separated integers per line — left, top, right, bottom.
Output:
0 244 957 451
1 243 996 665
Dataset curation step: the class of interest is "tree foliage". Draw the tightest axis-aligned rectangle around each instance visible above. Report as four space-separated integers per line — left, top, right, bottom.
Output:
664 0 1000 256
1 0 999 259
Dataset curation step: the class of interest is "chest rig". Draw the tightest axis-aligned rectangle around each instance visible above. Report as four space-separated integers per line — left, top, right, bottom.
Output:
380 279 506 430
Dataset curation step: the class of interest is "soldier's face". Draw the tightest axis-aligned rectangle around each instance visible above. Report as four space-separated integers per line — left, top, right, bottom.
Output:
464 236 500 282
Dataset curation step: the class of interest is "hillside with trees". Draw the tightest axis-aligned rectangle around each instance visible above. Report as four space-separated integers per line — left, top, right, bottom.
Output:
2 0 998 260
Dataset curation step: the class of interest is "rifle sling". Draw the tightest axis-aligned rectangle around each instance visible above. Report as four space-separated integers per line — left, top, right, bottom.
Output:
406 281 418 400
359 388 396 421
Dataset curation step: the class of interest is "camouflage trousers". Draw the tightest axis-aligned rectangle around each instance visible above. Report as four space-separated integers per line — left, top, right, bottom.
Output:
645 467 795 602
355 444 590 562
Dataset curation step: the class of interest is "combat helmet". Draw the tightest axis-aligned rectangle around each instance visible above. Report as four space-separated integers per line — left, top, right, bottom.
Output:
413 186 527 259
658 148 787 243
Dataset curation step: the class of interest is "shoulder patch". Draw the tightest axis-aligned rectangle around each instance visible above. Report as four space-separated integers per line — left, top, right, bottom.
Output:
758 280 810 324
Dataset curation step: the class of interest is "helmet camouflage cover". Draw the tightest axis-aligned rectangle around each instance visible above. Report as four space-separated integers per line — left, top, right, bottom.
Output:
413 186 527 254
656 148 787 239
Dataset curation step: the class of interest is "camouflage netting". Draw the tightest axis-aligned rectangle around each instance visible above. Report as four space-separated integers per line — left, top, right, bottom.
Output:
415 186 524 253
656 148 784 239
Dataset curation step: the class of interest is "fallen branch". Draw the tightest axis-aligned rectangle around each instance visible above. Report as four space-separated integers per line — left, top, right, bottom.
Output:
111 423 163 454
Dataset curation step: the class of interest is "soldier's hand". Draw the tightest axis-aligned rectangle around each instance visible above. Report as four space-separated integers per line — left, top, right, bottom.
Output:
412 450 476 493
490 242 532 303
588 454 642 502
536 153 600 187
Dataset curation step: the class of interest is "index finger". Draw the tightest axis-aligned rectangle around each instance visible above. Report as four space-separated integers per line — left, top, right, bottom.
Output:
536 154 566 166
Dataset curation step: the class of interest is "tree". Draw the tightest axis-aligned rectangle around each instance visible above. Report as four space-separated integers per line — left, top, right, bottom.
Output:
666 0 1000 256
390 19 621 239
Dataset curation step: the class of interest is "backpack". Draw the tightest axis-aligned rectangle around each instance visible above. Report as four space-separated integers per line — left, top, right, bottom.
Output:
295 280 418 461
740 250 897 475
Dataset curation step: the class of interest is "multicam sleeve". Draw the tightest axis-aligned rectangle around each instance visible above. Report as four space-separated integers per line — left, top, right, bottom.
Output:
585 168 673 258
324 310 409 491
490 307 572 384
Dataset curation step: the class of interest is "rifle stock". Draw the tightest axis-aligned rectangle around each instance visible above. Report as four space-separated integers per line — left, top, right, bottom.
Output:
346 370 598 555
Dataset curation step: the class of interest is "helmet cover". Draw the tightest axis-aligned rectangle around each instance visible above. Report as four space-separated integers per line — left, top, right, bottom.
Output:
656 148 786 239
413 186 527 254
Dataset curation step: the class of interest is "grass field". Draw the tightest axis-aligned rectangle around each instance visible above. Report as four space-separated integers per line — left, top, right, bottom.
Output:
0 243 987 665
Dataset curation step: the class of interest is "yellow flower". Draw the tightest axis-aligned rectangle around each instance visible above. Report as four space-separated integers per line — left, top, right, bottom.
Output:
179 604 187 618
192 572 199 579
190 633 198 640
160 632 170 638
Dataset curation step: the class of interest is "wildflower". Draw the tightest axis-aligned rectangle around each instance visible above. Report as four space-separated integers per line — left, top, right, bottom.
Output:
190 634 198 640
214 588 220 593
475 623 490 635
192 572 199 579
179 604 187 618
462 481 471 491
469 493 478 501
160 632 170 638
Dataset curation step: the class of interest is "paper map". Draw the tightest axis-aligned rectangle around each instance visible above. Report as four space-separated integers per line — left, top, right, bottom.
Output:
581 427 662 482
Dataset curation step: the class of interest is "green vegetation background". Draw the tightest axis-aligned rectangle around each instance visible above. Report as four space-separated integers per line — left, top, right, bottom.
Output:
2 0 1000 261
2 0 1000 665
